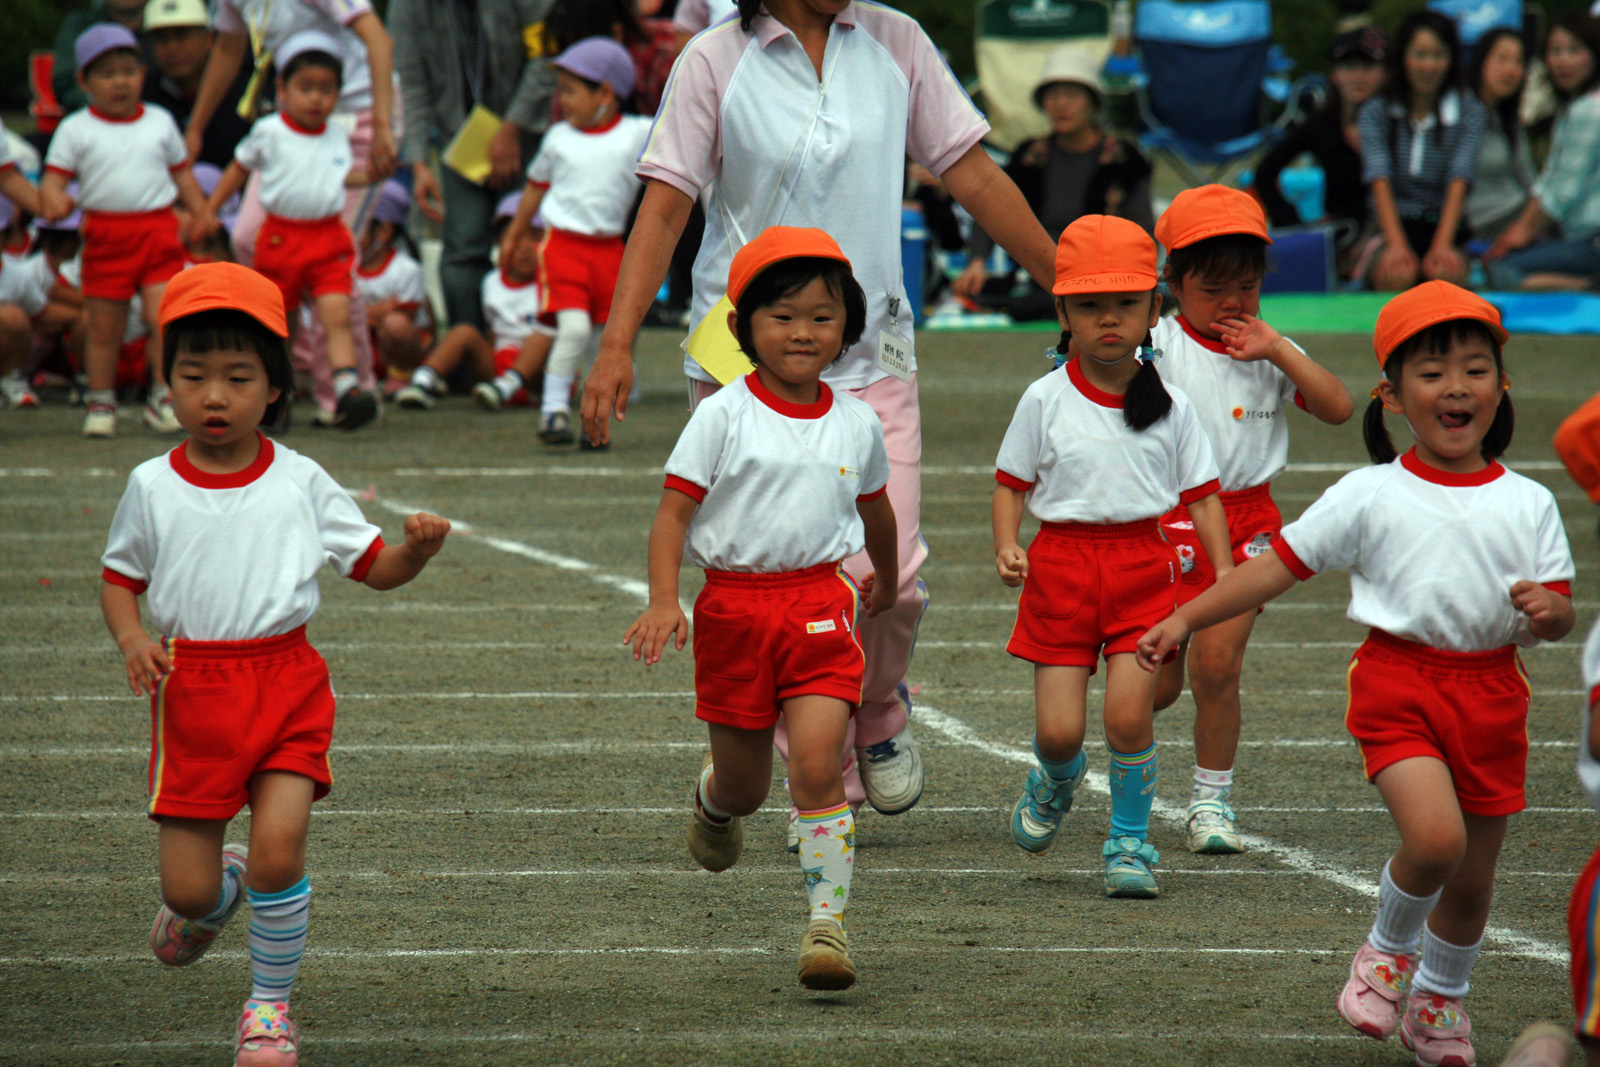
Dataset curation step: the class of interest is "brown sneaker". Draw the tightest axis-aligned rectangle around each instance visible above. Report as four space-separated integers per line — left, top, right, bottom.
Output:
686 754 742 872
797 918 857 991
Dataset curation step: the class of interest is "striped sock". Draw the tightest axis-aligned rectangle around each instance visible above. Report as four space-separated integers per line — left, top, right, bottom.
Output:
247 878 311 1003
1108 742 1158 839
200 862 243 924
797 803 855 925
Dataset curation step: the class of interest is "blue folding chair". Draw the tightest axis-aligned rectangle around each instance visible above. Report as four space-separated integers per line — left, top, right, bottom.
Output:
1428 0 1522 46
1129 0 1319 187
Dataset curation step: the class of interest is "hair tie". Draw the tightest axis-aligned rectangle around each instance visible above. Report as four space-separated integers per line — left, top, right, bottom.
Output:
1136 344 1162 365
1048 329 1071 368
1370 386 1382 400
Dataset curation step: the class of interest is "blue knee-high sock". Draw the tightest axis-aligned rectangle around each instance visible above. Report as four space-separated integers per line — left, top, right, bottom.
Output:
247 877 311 1003
1033 735 1086 786
1107 743 1158 839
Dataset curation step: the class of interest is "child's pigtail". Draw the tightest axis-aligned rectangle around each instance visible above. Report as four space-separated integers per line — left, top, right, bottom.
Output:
1482 388 1515 460
1123 332 1173 431
1049 329 1070 369
738 0 761 30
1362 389 1397 465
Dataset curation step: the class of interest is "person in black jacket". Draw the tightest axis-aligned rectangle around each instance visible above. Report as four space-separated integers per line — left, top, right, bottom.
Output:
952 47 1152 321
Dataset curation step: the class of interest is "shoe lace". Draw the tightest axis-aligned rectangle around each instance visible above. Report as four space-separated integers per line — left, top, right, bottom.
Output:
861 738 900 764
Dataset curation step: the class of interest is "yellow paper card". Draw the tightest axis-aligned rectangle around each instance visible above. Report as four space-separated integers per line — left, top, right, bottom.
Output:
681 294 752 386
442 105 504 185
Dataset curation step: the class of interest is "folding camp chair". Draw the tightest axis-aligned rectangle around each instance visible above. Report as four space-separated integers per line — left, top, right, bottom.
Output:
974 0 1113 152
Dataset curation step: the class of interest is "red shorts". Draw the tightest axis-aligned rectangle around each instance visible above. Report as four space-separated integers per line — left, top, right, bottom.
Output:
493 345 532 405
537 227 623 324
1006 520 1180 671
254 214 354 311
147 626 335 821
1162 482 1282 607
1571 843 1600 1038
693 562 864 730
1344 629 1530 816
81 209 186 301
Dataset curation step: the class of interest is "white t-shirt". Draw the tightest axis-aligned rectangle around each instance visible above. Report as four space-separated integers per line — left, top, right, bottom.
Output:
1275 450 1574 651
526 116 651 238
235 113 353 220
664 373 890 572
995 359 1221 524
45 105 186 213
1151 315 1304 492
1579 619 1600 814
0 252 51 318
355 248 428 328
638 3 989 389
101 435 384 641
482 269 554 351
214 0 377 113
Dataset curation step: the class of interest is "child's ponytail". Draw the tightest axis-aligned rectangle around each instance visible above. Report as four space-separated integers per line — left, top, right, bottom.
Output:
1362 391 1397 465
738 0 761 31
1483 389 1515 459
1364 319 1515 464
1123 331 1173 432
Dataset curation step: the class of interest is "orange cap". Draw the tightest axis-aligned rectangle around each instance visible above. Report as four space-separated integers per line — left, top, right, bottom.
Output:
1373 280 1509 368
1052 215 1158 295
158 262 289 337
1154 184 1272 251
727 226 852 307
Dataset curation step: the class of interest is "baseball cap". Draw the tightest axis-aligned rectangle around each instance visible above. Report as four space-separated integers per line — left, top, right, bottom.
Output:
144 0 209 32
159 262 289 337
75 23 142 72
1373 281 1508 369
727 226 852 306
276 29 343 72
552 37 636 100
1033 46 1106 106
1051 215 1158 296
374 180 411 226
1332 26 1388 63
1154 184 1273 251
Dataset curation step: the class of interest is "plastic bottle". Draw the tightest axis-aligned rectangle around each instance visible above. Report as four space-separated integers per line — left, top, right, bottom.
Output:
1110 0 1133 58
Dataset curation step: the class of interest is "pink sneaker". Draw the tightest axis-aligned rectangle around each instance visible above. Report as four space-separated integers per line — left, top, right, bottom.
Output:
1400 992 1474 1067
1337 941 1415 1039
236 1000 299 1067
150 843 249 966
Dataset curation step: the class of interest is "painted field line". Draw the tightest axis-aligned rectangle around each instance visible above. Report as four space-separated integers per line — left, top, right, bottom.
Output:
911 702 1570 965
349 460 1571 478
0 690 695 704
0 602 597 616
2 639 625 655
915 639 1581 654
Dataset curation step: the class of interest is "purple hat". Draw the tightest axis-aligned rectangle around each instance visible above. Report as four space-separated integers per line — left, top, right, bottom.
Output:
493 191 546 229
277 29 343 72
552 37 635 100
189 163 238 233
374 179 411 225
75 22 141 72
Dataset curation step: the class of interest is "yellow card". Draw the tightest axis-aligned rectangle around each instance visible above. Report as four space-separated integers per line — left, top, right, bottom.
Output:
681 294 753 386
442 105 504 185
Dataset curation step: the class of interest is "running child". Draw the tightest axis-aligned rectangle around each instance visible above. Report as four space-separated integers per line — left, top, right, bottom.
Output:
39 22 216 437
100 263 449 1067
500 36 650 445
1137 282 1574 1066
1149 184 1354 854
1571 619 1600 1067
355 180 432 397
623 227 897 990
396 191 553 412
994 214 1230 900
208 30 380 431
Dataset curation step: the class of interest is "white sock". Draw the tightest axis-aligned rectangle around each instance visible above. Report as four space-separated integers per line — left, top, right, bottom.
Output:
148 382 170 405
1415 927 1482 998
86 388 115 409
411 365 441 392
696 762 731 822
542 310 591 415
1369 859 1440 956
1192 764 1233 800
332 368 358 399
495 368 523 399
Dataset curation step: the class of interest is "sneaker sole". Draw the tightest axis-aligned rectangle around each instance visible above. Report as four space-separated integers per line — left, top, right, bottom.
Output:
1009 794 1059 854
687 816 743 872
473 387 503 412
337 394 379 430
798 950 857 991
1188 832 1245 854
861 754 924 816
1104 876 1160 899
395 394 433 410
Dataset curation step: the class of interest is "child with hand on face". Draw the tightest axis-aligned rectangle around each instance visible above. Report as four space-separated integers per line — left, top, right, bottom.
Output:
1137 282 1573 1067
624 227 897 992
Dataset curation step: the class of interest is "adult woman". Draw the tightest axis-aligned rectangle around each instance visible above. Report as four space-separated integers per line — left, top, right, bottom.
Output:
582 0 1054 820
1250 26 1385 273
1358 10 1484 291
950 46 1152 321
1487 14 1600 289
1465 27 1535 244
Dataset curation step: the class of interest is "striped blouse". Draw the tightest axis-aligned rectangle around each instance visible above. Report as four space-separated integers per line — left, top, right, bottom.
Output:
1359 89 1486 220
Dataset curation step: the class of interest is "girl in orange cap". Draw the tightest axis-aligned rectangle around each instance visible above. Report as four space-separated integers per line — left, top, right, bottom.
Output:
1137 280 1574 1066
993 214 1232 899
623 226 897 991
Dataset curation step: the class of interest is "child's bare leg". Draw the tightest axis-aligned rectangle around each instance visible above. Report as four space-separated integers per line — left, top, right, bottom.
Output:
315 293 356 376
784 695 856 986
511 330 553 381
1184 610 1256 853
1012 664 1091 853
474 330 551 411
703 722 775 817
0 304 30 380
83 298 129 394
1153 639 1187 711
157 817 230 919
140 282 169 388
423 324 489 378
783 695 851 811
375 313 425 375
243 771 315 1006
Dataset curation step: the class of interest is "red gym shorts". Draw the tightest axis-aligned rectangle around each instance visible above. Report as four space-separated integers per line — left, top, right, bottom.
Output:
147 626 336 821
1006 519 1180 671
1344 629 1530 816
693 562 865 730
537 227 623 324
81 209 186 301
492 345 533 404
254 214 355 311
1571 842 1600 1037
1162 482 1283 607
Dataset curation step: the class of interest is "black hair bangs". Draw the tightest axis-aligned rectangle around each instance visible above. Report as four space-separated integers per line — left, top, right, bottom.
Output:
163 308 293 427
733 258 868 367
1165 233 1269 287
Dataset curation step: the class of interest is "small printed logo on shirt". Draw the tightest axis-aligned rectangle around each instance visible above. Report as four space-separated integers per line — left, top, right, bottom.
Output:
806 619 838 634
1232 407 1277 422
1176 543 1197 574
838 466 859 479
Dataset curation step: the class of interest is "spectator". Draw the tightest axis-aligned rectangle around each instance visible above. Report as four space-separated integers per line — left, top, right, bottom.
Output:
1464 28 1535 244
951 47 1152 321
546 0 677 117
52 0 153 115
140 0 252 170
1487 14 1600 290
1251 26 1386 275
389 0 556 334
1358 9 1484 291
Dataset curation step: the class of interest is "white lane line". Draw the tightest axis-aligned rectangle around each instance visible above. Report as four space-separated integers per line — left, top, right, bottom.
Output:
911 702 1570 965
0 690 695 704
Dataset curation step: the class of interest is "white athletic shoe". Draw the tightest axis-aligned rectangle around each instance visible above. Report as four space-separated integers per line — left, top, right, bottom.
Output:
83 404 117 437
142 395 182 434
394 383 435 410
472 381 505 411
1186 795 1244 854
856 723 924 815
0 374 39 408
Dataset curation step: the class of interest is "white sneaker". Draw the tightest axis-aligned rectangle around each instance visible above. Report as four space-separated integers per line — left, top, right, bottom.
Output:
473 380 505 411
83 404 117 437
856 723 924 815
1186 795 1244 854
394 383 435 410
0 375 38 408
142 395 182 434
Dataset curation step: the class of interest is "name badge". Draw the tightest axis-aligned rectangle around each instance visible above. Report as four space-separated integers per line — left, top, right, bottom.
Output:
876 328 911 382
806 619 838 634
